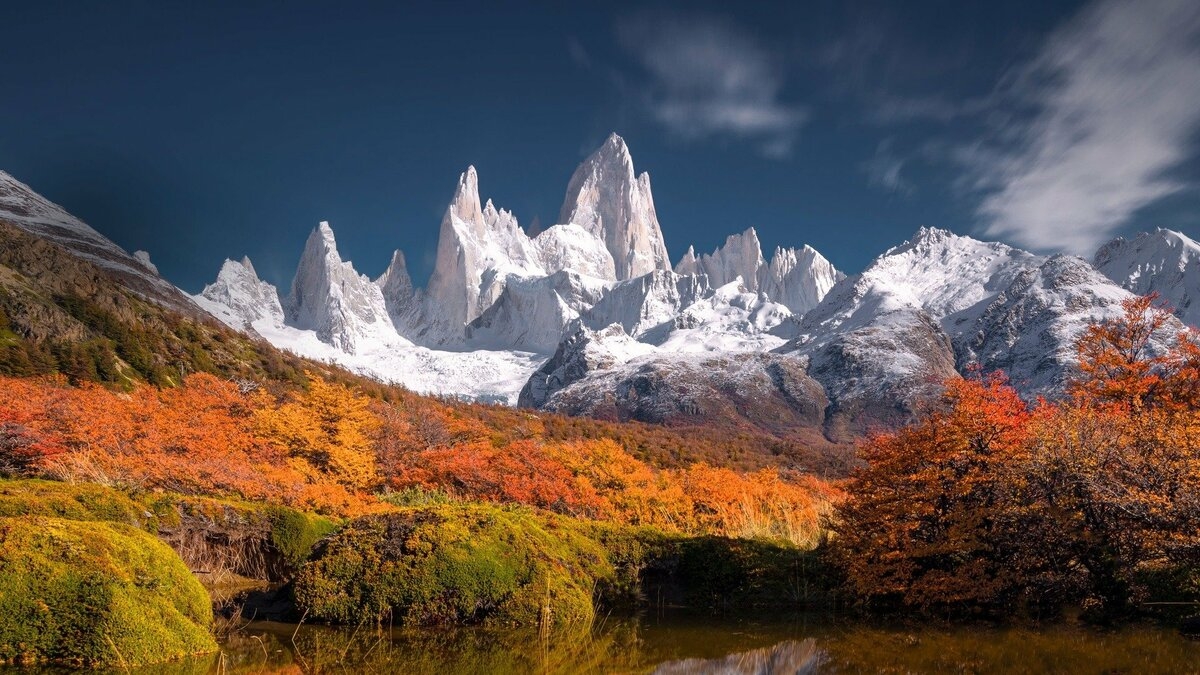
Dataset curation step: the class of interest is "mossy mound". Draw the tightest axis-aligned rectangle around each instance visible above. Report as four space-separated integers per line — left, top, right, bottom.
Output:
0 479 339 583
294 505 616 627
0 478 165 531
0 516 216 666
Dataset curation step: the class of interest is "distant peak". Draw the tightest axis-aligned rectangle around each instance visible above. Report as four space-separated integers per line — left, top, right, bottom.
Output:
589 133 634 168
219 255 258 281
731 227 760 244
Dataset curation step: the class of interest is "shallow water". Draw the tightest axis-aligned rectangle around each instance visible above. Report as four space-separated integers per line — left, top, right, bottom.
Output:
10 612 1200 674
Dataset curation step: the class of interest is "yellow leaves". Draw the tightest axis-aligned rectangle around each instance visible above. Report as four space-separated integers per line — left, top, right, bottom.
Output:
254 375 380 492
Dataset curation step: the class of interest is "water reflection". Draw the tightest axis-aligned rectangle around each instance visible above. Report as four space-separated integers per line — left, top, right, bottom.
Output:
5 613 1198 674
651 640 825 674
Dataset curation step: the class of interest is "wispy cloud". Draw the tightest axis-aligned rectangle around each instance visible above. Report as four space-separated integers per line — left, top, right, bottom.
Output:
862 138 913 195
970 0 1200 254
616 13 807 158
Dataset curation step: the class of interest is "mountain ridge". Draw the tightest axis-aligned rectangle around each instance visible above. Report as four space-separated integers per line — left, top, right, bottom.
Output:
3 136 1197 441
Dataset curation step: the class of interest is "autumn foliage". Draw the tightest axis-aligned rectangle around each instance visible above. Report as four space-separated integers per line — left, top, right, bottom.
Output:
835 294 1200 615
0 370 838 542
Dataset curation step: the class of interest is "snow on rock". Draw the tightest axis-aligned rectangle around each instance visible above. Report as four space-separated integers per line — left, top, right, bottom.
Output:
533 223 616 281
194 256 285 331
419 167 546 344
466 270 609 353
677 227 843 315
760 245 844 315
1094 228 1200 327
132 250 158 275
518 323 658 409
785 227 1163 437
678 228 767 291
284 221 398 354
582 270 711 340
964 255 1156 393
558 133 670 280
661 280 792 353
520 323 827 430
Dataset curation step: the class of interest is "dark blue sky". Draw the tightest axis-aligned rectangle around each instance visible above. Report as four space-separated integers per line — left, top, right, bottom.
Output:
4 0 1200 292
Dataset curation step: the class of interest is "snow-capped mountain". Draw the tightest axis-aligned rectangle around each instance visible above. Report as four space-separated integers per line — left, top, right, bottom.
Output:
284 222 398 354
780 227 1168 437
519 322 828 432
1095 228 1200 327
188 134 841 403
10 133 1187 439
194 257 284 329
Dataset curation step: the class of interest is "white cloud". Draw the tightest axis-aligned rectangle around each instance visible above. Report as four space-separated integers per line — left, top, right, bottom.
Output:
617 13 807 158
862 138 913 194
972 0 1200 254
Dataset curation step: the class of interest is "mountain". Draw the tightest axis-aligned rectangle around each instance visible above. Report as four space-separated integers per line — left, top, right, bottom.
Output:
1094 228 1200 327
284 222 398 354
188 134 841 406
417 167 546 344
193 257 284 331
5 150 1193 443
519 322 829 432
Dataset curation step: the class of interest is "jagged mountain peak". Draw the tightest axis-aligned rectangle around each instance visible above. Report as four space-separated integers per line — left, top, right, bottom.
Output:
219 255 260 281
700 228 766 288
285 220 395 353
377 249 412 294
558 134 670 280
450 166 484 223
598 132 634 167
195 254 285 331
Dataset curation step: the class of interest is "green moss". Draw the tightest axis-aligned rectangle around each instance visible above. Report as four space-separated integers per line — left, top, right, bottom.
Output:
0 479 160 531
0 516 216 666
294 504 616 628
0 480 337 583
266 505 340 571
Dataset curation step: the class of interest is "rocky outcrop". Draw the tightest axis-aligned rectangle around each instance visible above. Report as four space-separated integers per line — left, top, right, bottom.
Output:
520 323 828 431
677 227 843 315
759 244 843 315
